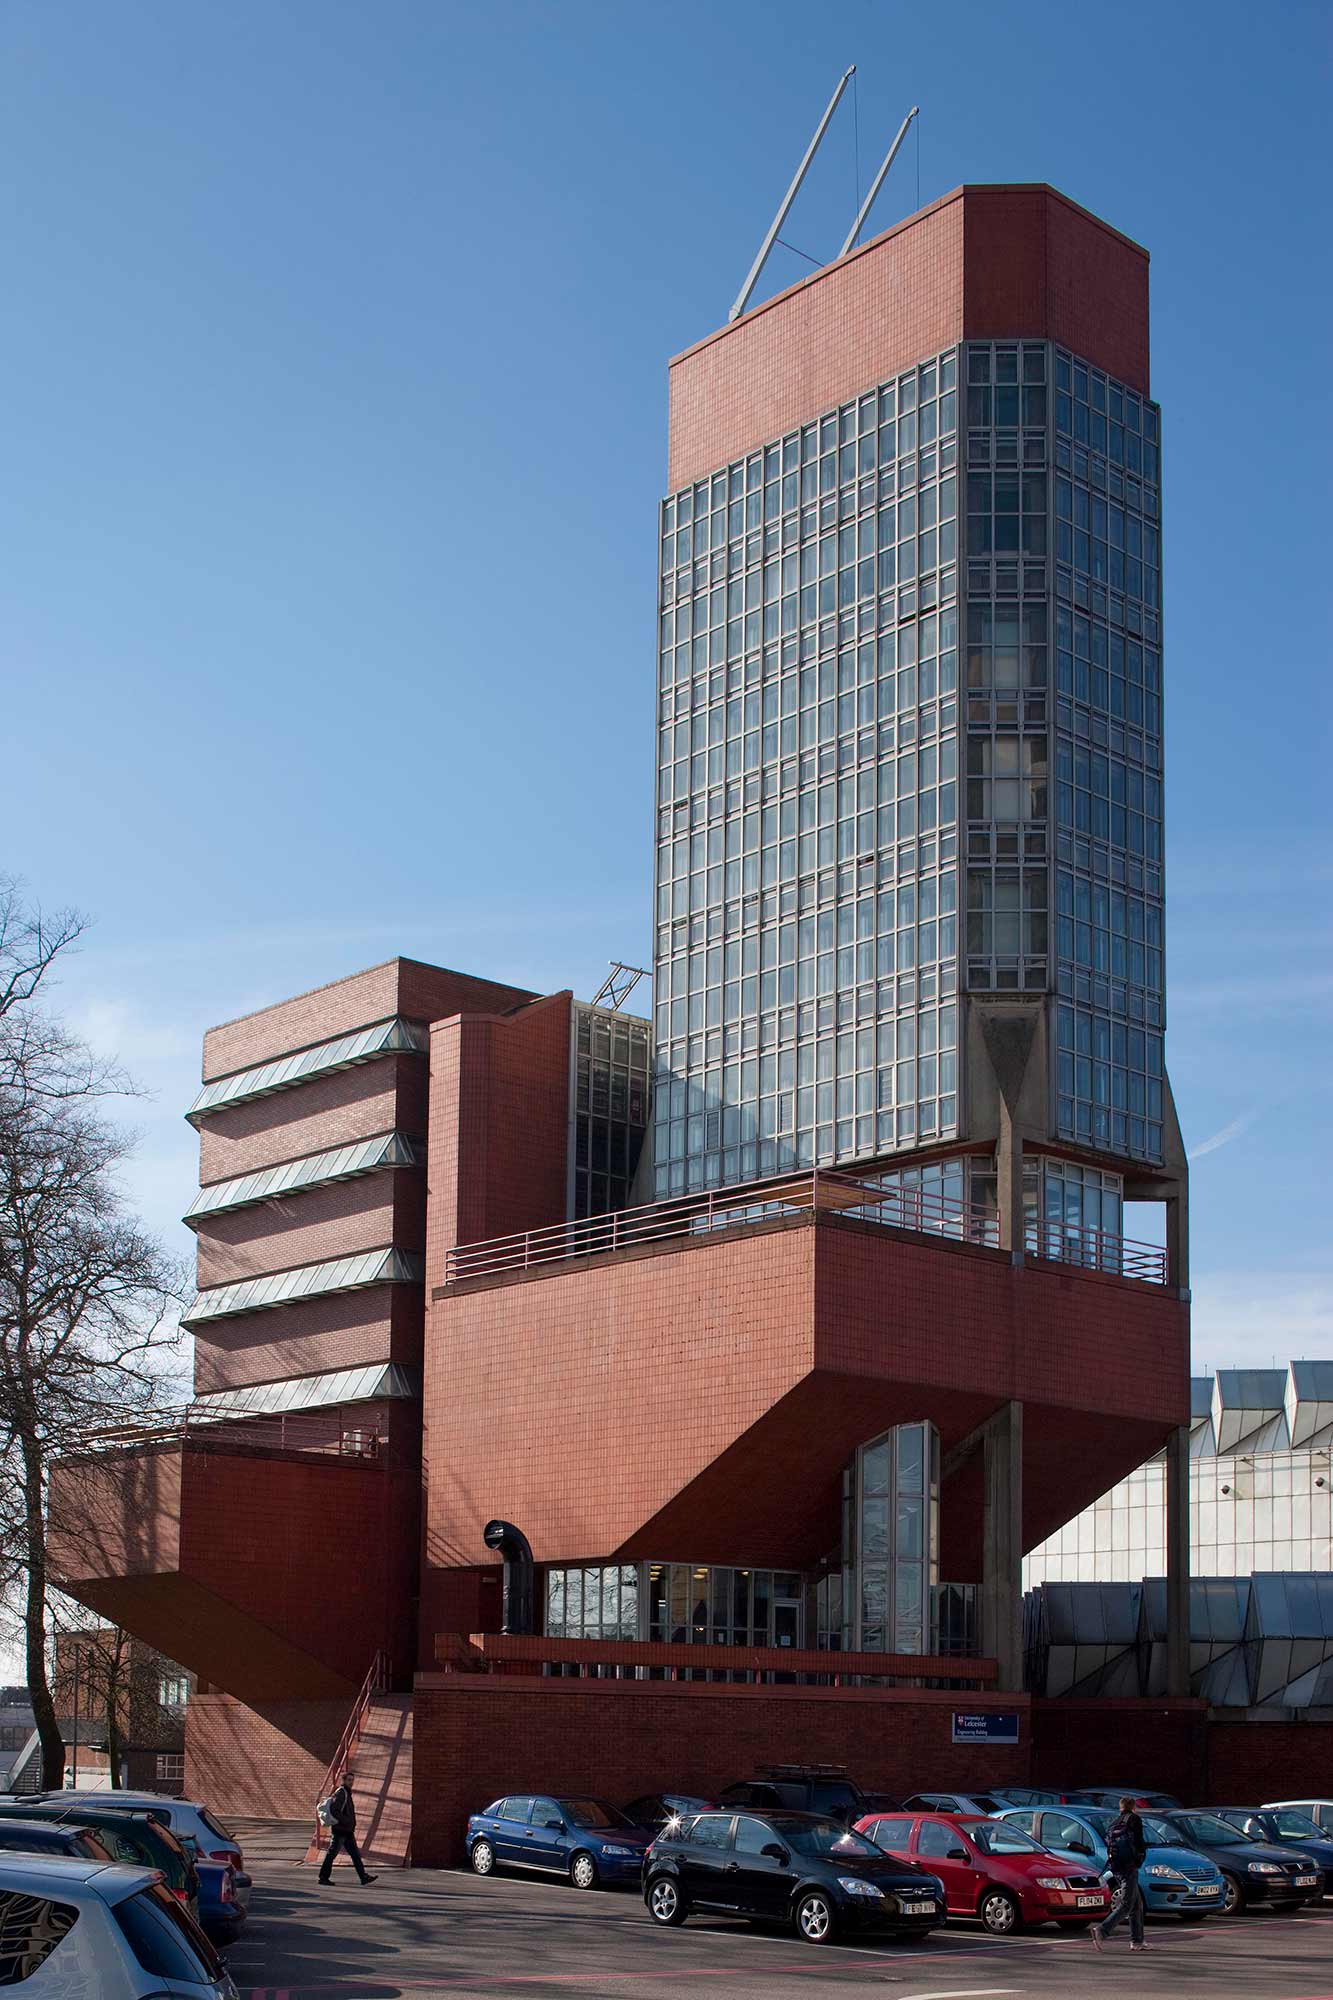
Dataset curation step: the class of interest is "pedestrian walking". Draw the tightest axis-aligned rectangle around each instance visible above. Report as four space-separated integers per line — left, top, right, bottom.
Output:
317 1769 377 1886
1090 1795 1148 1951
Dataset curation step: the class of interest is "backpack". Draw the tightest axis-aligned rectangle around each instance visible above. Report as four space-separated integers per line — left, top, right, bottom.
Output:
1108 1818 1144 1870
317 1796 336 1828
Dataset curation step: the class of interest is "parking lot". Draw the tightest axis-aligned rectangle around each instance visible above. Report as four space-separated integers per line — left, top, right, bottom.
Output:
224 1827 1333 2000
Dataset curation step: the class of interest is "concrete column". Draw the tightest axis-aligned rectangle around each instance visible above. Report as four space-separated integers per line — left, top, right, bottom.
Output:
1166 1423 1191 1697
982 1401 1024 1690
995 1105 1024 1260
1165 1189 1190 1293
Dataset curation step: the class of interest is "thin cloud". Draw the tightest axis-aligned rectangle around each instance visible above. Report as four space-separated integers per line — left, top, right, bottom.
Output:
1189 1111 1258 1162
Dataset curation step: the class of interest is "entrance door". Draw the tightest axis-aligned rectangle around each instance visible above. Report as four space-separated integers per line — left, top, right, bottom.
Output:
772 1598 801 1682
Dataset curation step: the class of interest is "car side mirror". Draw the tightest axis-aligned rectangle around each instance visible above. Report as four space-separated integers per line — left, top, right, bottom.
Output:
947 1847 968 1861
761 1843 789 1864
545 1819 564 1831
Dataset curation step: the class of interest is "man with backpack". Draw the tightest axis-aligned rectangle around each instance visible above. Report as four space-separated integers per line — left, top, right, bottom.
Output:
317 1769 377 1886
1090 1796 1148 1950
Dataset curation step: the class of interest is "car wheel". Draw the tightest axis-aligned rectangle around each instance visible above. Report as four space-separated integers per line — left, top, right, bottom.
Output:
470 1839 495 1877
795 1891 835 1943
979 1887 1021 1935
569 1850 599 1891
1220 1872 1244 1915
646 1875 687 1927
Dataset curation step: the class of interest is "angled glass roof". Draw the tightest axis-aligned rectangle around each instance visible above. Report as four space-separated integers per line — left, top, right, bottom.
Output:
191 1362 419 1419
184 1132 419 1223
1213 1368 1288 1453
187 1018 428 1124
181 1247 425 1328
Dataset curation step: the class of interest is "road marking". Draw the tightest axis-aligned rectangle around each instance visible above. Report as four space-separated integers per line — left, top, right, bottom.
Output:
897 1990 1023 1999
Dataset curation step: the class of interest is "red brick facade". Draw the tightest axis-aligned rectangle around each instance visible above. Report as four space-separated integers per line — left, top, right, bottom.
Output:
668 183 1148 490
185 1693 346 1820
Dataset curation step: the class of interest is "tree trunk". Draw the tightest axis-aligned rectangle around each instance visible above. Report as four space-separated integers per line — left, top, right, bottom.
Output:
105 1700 124 1788
21 1431 64 1791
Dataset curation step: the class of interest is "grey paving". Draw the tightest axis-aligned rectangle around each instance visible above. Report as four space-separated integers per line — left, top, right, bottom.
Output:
220 1842 1333 2000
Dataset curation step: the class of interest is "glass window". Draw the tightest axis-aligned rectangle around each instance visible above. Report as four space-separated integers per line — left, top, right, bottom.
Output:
869 1816 915 1847
0 1891 78 1981
917 1821 959 1856
733 1816 776 1855
497 1798 533 1822
113 1885 219 1984
689 1815 734 1850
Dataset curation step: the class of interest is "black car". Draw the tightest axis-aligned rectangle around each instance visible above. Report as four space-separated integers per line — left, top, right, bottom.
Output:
1213 1808 1333 1897
719 1767 867 1825
642 1807 946 1945
623 1792 715 1832
0 1818 117 1864
1156 1810 1323 1914
0 1802 200 1911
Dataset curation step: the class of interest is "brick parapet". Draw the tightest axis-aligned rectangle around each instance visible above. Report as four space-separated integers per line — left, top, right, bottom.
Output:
194 1171 423 1288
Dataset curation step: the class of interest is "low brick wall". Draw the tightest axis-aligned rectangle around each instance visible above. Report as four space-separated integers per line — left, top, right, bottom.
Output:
411 1673 1031 1867
185 1693 346 1820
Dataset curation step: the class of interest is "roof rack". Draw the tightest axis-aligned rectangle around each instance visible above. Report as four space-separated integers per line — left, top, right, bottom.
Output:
756 1763 850 1780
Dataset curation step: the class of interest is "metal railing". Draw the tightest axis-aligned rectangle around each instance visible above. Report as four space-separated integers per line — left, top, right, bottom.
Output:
303 1650 388 1865
62 1404 393 1461
443 1166 1000 1284
1025 1219 1167 1285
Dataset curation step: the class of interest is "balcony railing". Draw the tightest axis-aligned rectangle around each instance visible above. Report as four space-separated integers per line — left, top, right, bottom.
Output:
442 1164 1168 1286
61 1403 392 1462
442 1167 1000 1284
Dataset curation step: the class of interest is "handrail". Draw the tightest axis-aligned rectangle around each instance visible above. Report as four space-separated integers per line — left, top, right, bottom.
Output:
443 1166 1001 1284
445 1632 998 1684
302 1650 388 1864
61 1404 392 1460
1025 1218 1166 1284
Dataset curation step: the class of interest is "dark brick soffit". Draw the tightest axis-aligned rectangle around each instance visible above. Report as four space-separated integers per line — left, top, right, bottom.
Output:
432 1203 1174 1303
667 182 1150 375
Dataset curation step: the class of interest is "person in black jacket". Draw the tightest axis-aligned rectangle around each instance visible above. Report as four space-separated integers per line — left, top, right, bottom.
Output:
318 1770 377 1886
1090 1797 1147 1950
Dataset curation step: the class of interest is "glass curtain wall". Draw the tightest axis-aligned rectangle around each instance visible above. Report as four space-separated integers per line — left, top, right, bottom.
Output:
570 1005 650 1218
653 353 963 1196
847 1420 940 1652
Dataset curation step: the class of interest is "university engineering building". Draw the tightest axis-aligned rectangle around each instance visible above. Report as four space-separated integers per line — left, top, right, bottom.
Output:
53 185 1322 1861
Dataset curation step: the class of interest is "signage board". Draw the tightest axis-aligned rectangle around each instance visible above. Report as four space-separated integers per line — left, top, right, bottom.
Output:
950 1710 1021 1744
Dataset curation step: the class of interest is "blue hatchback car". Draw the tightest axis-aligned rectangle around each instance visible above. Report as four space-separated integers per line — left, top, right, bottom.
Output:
467 1794 653 1889
995 1805 1224 1918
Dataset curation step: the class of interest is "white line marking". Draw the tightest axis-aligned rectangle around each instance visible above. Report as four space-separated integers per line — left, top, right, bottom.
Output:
898 1991 1022 1999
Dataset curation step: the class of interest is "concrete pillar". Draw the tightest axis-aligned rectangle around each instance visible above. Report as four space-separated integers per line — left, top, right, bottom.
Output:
995 1105 1024 1259
1166 1423 1191 1697
1165 1189 1190 1293
982 1401 1024 1690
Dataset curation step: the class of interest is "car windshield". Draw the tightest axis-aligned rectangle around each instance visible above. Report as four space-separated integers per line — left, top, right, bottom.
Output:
561 1801 633 1830
970 1822 1043 1855
970 1795 1003 1813
1270 1811 1322 1839
785 1821 881 1860
1141 1816 1178 1846
1174 1814 1251 1847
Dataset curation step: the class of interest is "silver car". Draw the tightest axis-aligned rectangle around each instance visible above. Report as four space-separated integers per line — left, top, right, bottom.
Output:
46 1793 244 1869
0 1855 236 1997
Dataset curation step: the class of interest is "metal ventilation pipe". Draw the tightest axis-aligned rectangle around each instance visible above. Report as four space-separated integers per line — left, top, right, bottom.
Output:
482 1519 535 1635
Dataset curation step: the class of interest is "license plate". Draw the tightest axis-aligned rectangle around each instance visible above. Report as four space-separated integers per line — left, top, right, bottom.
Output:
1295 1875 1319 1886
1193 1886 1219 1896
900 1900 935 1915
1076 1894 1103 1907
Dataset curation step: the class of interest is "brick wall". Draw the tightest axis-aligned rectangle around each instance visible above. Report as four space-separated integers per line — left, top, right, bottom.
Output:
194 1170 423 1287
202 958 535 1081
186 1693 346 1819
667 183 1149 491
412 1675 1030 1867
192 1282 423 1392
1031 1698 1208 1803
197 1057 426 1182
1205 1715 1333 1801
422 1212 1187 1595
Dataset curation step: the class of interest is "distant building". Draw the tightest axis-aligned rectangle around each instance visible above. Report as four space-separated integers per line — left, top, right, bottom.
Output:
52 1630 193 1794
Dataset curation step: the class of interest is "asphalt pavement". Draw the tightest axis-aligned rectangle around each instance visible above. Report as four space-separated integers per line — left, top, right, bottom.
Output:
221 1825 1333 2000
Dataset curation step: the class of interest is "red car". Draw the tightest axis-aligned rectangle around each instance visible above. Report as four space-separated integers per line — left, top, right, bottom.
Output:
854 1810 1110 1935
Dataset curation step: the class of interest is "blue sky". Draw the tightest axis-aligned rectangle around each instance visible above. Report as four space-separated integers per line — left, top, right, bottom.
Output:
2 0 1330 1370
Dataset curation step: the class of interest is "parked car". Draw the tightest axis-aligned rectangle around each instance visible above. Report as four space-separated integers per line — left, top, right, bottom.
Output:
466 1795 653 1888
1264 1799 1333 1835
0 1802 200 1916
643 1806 945 1944
1212 1808 1333 1897
994 1804 1224 1918
718 1766 868 1825
1066 1788 1181 1812
855 1809 1110 1934
0 1855 236 1997
0 1816 118 1863
195 1857 252 1942
900 1790 1007 1816
1155 1809 1323 1915
38 1791 244 1872
986 1787 1070 1807
622 1792 715 1831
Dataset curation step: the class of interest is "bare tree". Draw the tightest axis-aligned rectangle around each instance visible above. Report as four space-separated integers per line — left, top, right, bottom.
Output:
49 1616 131 1787
0 882 185 1788
0 875 87 1022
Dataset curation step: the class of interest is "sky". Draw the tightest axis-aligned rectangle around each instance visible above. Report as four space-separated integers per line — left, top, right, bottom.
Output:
1 0 1330 1375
